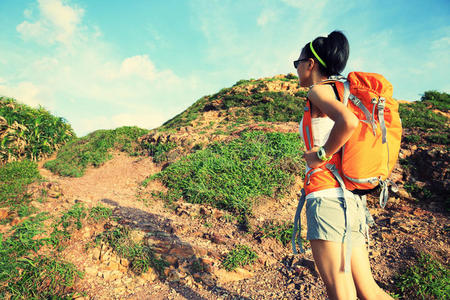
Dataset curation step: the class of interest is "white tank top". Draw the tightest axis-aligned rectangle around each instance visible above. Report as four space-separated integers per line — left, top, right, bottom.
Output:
299 116 335 174
299 116 334 148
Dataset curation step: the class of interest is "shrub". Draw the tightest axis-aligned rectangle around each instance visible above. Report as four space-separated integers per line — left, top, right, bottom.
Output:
0 97 75 163
221 245 258 271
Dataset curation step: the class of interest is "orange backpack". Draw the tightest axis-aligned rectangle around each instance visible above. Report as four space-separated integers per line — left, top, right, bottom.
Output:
302 72 402 207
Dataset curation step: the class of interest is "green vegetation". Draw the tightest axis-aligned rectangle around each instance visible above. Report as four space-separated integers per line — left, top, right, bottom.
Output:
149 131 305 217
221 244 258 271
254 220 294 247
212 91 304 122
0 161 112 299
89 204 113 221
44 126 149 177
399 91 449 147
0 97 75 163
403 134 421 144
49 203 87 251
399 101 447 130
0 201 113 299
421 90 450 112
396 252 449 300
0 212 82 299
0 160 41 214
142 140 177 163
161 77 306 130
94 225 168 276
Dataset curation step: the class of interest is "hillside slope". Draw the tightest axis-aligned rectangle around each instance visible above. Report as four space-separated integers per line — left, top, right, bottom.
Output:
0 76 448 299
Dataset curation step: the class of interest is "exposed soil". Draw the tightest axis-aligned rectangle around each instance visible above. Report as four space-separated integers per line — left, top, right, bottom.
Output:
23 146 449 300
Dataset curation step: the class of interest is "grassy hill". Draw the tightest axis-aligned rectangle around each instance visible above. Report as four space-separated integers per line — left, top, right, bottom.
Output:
0 75 448 299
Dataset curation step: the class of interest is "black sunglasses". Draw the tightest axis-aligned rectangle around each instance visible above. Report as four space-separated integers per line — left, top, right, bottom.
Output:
293 58 308 69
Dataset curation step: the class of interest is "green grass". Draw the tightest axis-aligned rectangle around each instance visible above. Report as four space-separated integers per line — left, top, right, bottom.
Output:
94 225 168 276
44 126 149 177
0 159 113 298
254 220 294 247
403 134 421 144
0 97 76 163
161 77 306 130
0 160 41 213
0 212 83 299
396 252 449 300
149 131 305 217
141 140 177 163
89 204 113 222
421 90 450 112
221 244 258 271
399 91 449 135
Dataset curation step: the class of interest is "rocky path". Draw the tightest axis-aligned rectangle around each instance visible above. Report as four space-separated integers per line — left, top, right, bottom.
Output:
34 152 449 300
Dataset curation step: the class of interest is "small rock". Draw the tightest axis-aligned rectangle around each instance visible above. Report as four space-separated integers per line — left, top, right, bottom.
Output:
210 233 227 245
167 269 182 282
140 268 158 282
0 209 8 220
165 255 179 265
10 218 20 226
106 261 120 271
194 246 208 257
85 266 98 276
169 245 195 258
397 188 411 200
92 248 101 261
120 258 130 267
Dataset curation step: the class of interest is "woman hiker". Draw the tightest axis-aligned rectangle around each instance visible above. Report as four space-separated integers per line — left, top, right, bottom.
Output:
293 30 393 300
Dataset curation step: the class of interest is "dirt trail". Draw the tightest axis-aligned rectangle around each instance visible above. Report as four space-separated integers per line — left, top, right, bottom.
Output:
35 151 449 300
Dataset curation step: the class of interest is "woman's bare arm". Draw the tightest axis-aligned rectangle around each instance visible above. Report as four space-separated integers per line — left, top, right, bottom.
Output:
303 84 358 168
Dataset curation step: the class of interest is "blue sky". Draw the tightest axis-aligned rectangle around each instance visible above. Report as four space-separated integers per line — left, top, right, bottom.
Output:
0 0 449 137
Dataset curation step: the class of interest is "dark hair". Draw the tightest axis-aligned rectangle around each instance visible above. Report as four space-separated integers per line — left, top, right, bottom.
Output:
302 30 349 77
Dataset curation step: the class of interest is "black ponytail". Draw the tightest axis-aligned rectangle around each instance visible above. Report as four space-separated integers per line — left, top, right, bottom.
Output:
303 30 349 77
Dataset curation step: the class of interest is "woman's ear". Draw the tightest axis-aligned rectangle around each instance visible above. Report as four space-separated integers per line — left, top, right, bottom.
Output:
307 58 315 71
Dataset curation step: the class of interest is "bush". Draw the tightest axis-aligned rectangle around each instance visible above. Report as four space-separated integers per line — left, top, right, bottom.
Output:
150 131 305 216
221 245 258 271
0 97 75 163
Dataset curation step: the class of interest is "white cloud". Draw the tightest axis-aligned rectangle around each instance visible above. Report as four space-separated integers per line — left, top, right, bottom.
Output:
257 10 277 27
119 55 157 81
17 0 84 45
0 81 43 107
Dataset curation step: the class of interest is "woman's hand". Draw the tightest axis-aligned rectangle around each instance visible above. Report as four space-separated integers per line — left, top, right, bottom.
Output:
303 146 327 169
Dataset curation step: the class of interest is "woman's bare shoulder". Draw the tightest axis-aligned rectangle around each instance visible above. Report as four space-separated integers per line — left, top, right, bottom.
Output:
308 84 336 103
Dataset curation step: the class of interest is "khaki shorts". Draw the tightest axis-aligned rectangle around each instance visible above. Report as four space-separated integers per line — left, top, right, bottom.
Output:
305 191 368 246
